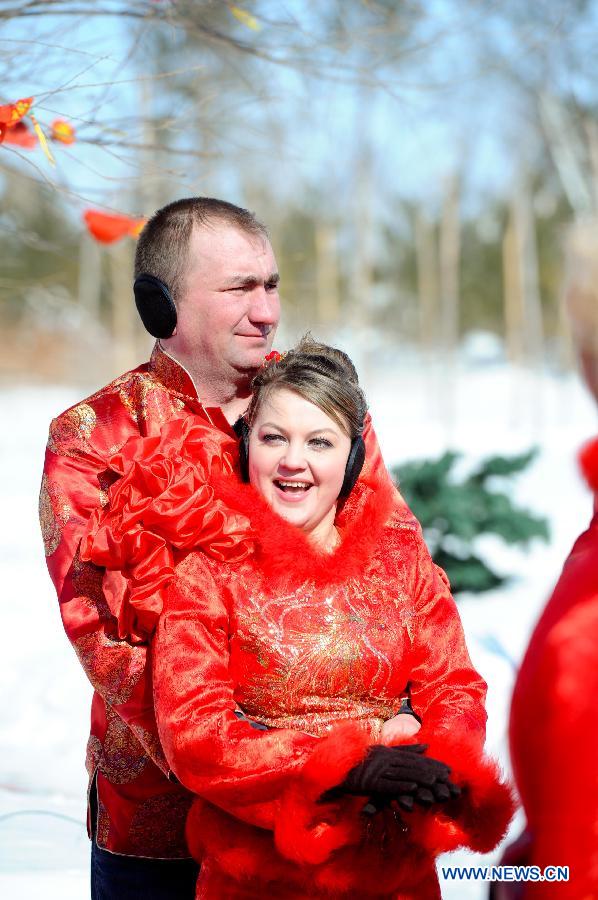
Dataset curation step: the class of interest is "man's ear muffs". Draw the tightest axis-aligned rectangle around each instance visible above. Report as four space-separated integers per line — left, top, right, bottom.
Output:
233 417 366 499
133 274 177 339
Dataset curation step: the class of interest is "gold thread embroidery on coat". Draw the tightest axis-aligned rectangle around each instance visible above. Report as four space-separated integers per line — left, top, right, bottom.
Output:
85 735 103 777
47 403 96 456
73 632 145 706
72 552 113 621
39 474 71 556
99 707 148 784
128 792 193 857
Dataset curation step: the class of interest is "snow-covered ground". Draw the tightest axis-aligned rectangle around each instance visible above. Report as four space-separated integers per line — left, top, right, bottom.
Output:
1 357 596 899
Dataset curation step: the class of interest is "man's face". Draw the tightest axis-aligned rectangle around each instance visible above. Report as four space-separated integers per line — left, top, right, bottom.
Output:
169 223 280 378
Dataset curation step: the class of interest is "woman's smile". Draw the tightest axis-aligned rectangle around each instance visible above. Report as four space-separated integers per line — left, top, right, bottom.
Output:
272 479 314 500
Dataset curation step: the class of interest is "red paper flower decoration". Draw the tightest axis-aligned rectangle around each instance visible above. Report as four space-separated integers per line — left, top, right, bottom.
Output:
2 121 37 149
0 96 34 145
0 97 33 127
83 209 147 244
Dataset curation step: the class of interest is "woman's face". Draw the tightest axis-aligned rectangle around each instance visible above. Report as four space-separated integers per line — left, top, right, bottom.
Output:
248 388 352 541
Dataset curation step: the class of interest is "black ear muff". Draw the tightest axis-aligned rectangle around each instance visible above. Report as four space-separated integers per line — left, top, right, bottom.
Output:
233 417 251 482
133 274 177 339
339 435 366 498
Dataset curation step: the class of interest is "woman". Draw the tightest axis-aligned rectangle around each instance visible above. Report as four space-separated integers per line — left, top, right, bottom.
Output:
82 338 513 898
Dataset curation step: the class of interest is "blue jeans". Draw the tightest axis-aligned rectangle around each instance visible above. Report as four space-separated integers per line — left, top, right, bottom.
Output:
90 841 199 899
90 777 199 899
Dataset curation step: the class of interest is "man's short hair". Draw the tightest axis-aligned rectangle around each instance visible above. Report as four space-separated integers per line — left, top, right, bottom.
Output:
134 197 269 304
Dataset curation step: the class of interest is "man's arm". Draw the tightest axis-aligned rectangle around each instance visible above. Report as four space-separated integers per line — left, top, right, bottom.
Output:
40 400 169 773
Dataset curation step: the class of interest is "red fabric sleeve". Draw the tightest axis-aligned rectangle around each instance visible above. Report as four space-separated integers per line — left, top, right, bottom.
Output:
398 533 514 852
152 552 372 847
40 403 169 773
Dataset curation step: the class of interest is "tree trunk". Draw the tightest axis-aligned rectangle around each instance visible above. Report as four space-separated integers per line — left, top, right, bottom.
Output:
315 222 340 325
438 173 461 432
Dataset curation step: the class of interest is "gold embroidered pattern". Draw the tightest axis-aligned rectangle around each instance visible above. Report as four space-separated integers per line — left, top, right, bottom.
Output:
72 551 112 621
73 632 146 706
151 343 197 400
47 402 96 456
85 735 103 777
99 707 148 784
95 795 110 847
231 554 413 736
117 384 140 423
128 791 193 857
129 723 168 773
39 474 71 556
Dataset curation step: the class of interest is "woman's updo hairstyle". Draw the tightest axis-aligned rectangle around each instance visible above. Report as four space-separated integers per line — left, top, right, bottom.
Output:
245 335 368 440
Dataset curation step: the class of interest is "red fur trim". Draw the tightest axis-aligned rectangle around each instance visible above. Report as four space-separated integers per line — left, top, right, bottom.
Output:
579 437 598 491
408 728 516 855
186 795 441 897
275 720 372 865
210 473 402 587
186 800 296 885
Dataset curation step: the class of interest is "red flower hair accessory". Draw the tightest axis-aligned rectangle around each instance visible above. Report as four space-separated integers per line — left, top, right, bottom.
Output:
262 350 286 368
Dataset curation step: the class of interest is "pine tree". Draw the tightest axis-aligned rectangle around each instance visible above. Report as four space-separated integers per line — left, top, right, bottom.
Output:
392 449 549 597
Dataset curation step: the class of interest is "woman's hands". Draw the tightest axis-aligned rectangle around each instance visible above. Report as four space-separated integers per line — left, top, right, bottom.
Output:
322 744 461 812
380 712 421 743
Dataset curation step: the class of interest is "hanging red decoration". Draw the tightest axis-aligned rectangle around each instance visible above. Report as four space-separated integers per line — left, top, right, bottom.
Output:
2 121 37 149
0 97 34 145
0 97 33 127
83 209 147 244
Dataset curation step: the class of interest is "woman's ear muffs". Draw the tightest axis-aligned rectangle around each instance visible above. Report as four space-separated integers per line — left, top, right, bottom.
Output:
233 417 365 498
339 434 366 498
133 274 177 339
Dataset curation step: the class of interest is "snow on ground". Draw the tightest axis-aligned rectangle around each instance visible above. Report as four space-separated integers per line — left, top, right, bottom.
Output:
1 358 596 899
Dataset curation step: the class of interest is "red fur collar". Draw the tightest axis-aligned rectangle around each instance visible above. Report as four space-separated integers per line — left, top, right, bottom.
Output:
211 474 402 587
579 436 598 492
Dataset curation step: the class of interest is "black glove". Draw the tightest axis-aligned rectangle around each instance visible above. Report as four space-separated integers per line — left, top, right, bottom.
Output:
322 744 460 810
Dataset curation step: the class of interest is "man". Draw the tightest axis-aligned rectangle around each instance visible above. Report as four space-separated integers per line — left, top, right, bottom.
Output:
40 197 392 898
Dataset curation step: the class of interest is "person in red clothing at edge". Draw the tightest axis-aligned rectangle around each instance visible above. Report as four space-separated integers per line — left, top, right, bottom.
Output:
80 336 514 899
496 221 598 900
39 196 430 899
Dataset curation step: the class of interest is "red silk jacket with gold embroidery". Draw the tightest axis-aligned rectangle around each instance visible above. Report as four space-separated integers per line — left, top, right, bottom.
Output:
39 343 401 859
81 418 514 896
